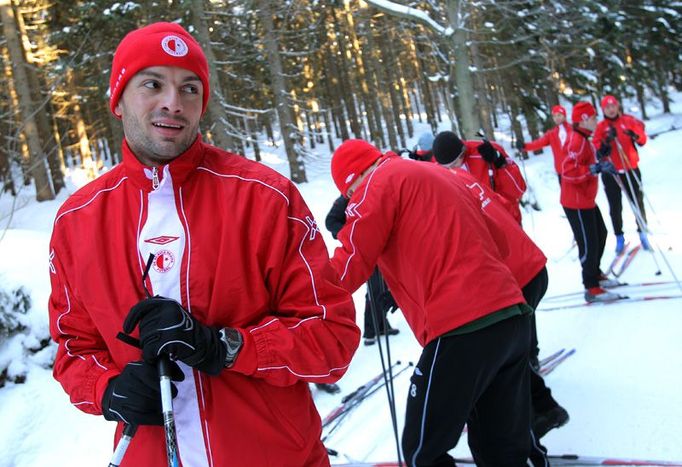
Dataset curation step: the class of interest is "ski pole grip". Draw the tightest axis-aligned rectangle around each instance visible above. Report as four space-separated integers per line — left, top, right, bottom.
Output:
158 356 171 378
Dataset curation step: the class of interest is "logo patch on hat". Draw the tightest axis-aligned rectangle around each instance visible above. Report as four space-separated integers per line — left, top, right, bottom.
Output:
345 173 355 184
161 35 189 57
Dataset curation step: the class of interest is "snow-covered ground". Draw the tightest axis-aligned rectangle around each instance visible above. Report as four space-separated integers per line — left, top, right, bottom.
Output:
1 94 681 466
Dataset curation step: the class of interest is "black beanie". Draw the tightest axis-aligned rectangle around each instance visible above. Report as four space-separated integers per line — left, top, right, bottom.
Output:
432 131 464 165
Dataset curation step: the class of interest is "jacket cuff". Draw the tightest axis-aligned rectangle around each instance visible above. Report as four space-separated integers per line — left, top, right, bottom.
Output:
94 369 120 413
228 329 258 376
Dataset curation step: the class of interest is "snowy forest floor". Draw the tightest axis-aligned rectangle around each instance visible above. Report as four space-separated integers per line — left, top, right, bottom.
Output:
1 93 682 466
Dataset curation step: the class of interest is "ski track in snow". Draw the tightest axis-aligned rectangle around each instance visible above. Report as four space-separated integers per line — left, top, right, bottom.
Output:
1 95 682 466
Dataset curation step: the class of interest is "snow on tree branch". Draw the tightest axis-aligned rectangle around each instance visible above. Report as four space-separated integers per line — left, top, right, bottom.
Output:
364 0 454 36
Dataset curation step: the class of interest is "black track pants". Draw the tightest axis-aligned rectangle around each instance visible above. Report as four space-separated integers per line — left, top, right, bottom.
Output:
522 269 558 412
402 314 531 467
563 205 607 289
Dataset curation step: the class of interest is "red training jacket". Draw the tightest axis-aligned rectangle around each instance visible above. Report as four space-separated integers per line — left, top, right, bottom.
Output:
560 127 599 209
461 140 527 224
48 136 360 467
524 122 572 174
593 114 647 171
330 155 525 347
447 167 547 288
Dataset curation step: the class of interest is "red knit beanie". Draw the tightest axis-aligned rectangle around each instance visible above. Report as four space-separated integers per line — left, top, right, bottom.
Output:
331 139 382 196
551 105 567 117
600 95 619 109
109 22 209 118
571 102 597 124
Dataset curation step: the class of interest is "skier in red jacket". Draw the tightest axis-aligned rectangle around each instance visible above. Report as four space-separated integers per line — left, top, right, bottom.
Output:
330 139 533 466
561 102 622 302
431 131 527 224
520 105 572 183
592 95 650 253
48 22 359 467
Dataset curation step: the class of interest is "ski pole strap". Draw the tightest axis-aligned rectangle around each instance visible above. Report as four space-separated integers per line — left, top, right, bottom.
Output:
116 332 141 349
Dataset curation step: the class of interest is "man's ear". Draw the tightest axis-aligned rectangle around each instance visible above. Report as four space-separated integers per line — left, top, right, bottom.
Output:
114 101 123 118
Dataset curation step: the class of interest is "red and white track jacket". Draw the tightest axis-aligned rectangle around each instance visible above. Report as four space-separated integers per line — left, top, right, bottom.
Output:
560 127 599 209
524 122 572 174
330 155 525 347
447 167 547 288
48 136 360 467
461 140 527 224
593 114 647 171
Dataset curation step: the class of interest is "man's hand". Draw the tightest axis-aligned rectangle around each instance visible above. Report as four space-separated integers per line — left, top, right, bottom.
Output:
123 297 237 375
478 141 506 168
102 360 183 426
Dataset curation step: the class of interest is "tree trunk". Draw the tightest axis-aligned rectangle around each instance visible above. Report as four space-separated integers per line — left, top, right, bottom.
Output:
73 102 97 179
14 2 65 193
255 0 306 182
655 62 671 114
634 81 648 120
0 0 54 201
189 0 234 151
469 10 495 140
447 0 480 139
330 7 363 139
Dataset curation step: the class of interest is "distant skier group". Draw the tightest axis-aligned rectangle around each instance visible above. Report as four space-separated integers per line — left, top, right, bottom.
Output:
46 19 654 467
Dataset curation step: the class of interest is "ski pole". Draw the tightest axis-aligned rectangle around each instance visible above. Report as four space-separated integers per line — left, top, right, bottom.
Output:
366 273 403 467
108 424 137 467
613 135 664 232
609 173 682 292
609 173 662 276
322 362 413 441
158 356 180 467
140 253 181 467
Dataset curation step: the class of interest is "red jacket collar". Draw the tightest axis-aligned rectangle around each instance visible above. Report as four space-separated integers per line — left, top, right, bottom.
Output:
122 135 205 191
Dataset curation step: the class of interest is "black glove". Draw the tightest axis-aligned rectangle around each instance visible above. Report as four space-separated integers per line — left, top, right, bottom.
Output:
624 129 640 144
478 141 506 168
515 140 525 151
102 360 183 426
596 142 612 160
123 297 233 375
379 290 399 314
589 161 616 175
605 126 617 143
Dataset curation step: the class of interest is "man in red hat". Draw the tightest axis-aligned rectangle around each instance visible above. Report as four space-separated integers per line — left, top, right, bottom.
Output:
593 95 649 253
520 105 572 183
561 102 623 302
330 139 535 466
431 131 527 224
47 22 359 466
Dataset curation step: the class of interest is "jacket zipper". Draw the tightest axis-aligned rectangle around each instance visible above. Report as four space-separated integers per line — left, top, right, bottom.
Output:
152 166 160 190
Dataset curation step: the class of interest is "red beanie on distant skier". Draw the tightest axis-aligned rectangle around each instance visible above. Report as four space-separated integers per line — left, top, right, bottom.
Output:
109 22 210 117
571 102 597 124
551 105 567 117
600 95 619 110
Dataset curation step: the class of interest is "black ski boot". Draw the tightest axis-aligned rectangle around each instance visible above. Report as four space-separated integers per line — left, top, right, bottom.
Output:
315 383 341 394
533 405 570 439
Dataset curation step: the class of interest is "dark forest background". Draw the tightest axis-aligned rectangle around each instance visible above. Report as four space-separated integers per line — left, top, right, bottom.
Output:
0 0 679 200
